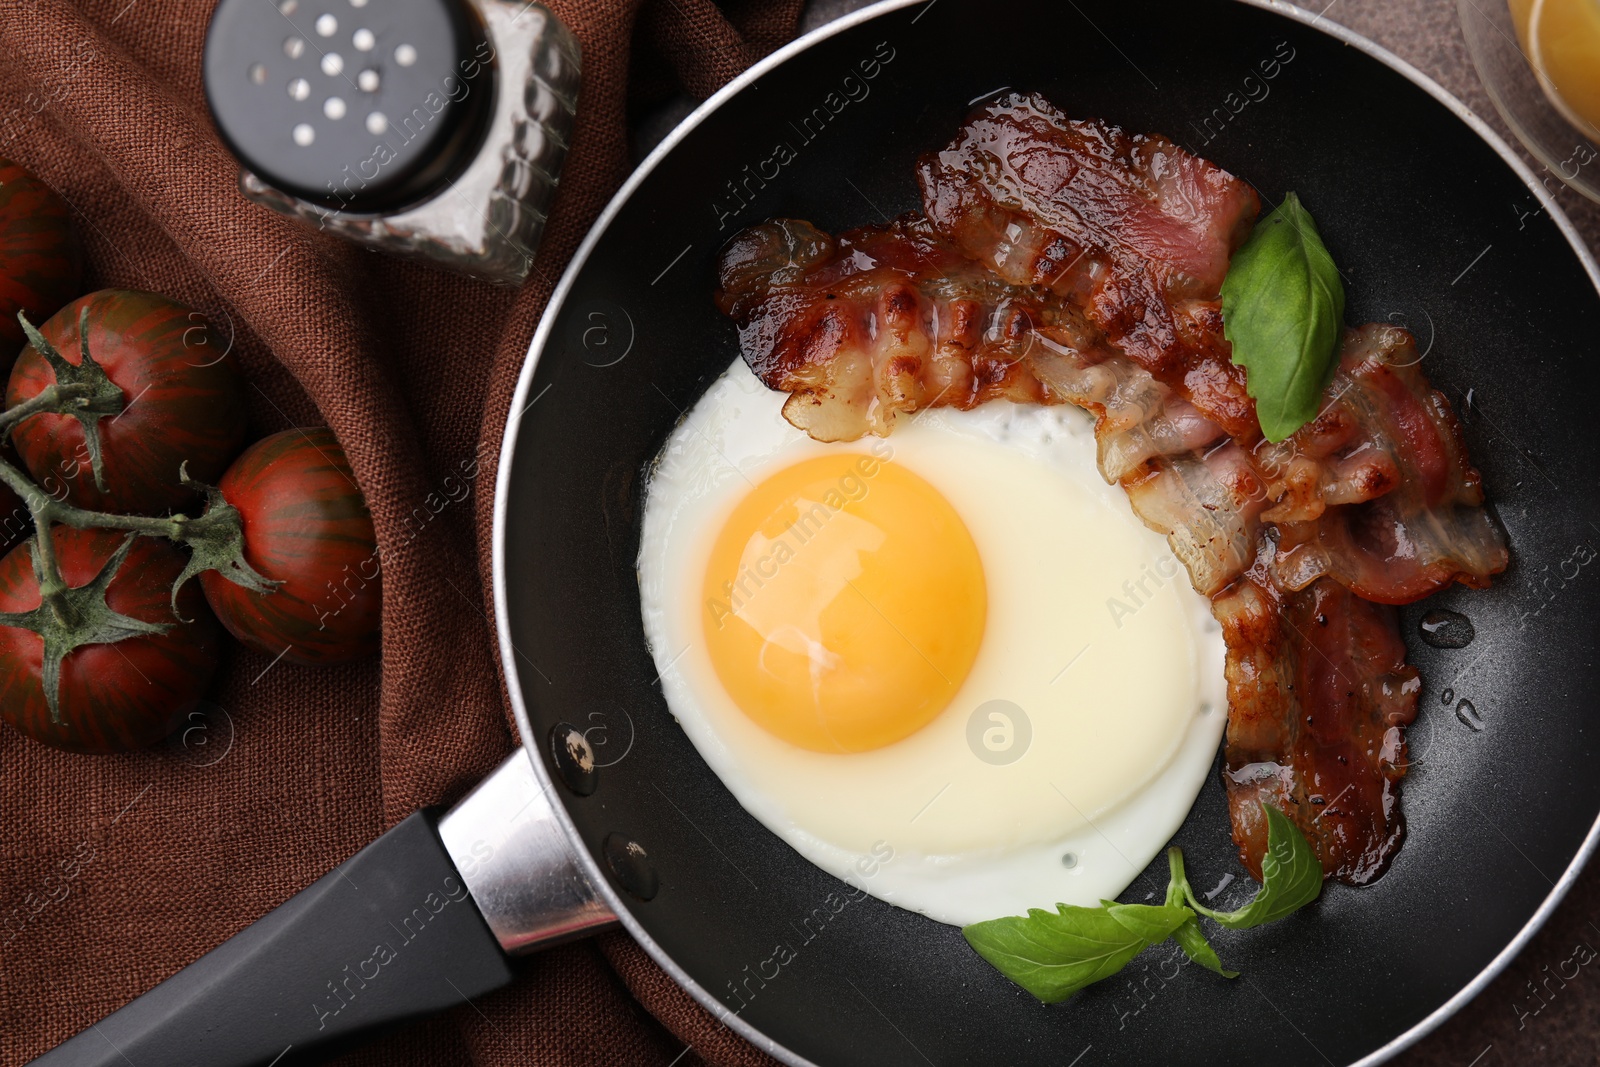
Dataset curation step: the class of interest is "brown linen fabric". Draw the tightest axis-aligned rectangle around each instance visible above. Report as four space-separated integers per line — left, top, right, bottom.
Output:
0 0 798 1064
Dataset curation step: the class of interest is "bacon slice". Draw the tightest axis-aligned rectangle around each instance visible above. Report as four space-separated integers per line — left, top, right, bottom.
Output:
1022 336 1263 598
1051 322 1508 603
1215 572 1420 884
711 99 1509 886
1264 325 1509 604
714 214 1067 441
917 91 1260 436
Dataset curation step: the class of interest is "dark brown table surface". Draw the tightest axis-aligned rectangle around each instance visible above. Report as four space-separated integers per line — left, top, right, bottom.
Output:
683 1 1600 1063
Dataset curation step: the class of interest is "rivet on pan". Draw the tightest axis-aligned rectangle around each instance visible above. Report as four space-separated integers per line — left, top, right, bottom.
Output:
248 63 268 85
314 13 337 36
603 833 659 901
394 43 417 66
288 77 310 101
365 111 387 134
549 722 598 797
357 69 379 92
292 123 315 146
284 36 306 59
324 96 346 120
352 27 375 51
320 52 344 76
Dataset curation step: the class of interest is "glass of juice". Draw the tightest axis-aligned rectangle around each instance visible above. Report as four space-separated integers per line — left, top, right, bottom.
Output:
1461 0 1600 203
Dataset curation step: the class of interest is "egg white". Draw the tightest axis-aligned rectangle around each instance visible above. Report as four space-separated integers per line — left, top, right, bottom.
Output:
637 360 1226 926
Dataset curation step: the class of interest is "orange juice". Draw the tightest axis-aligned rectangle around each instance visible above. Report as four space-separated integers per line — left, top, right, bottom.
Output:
1511 0 1600 140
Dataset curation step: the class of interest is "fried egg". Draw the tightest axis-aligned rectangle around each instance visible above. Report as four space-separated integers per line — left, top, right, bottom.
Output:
637 359 1225 926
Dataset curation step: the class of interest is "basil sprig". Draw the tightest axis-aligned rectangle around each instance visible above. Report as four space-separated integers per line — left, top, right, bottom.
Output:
1173 804 1323 929
1220 192 1346 443
960 902 1192 1003
962 804 1320 1002
1165 852 1237 979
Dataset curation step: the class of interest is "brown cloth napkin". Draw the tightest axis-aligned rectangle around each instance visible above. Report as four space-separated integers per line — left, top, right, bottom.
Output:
0 0 799 1064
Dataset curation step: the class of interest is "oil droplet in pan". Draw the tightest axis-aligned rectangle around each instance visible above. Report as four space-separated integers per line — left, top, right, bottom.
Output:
1419 609 1475 649
1455 699 1484 732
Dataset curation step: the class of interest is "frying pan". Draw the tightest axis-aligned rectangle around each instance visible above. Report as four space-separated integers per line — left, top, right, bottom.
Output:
33 1 1600 1064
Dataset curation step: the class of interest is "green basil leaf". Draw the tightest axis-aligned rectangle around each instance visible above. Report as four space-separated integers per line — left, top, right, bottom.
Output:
1220 191 1346 442
1171 917 1239 978
964 810 1319 1003
1162 851 1238 978
1183 804 1323 929
962 902 1186 1003
1099 900 1195 944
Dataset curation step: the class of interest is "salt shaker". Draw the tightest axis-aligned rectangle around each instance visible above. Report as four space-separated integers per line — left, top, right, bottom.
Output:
203 0 579 285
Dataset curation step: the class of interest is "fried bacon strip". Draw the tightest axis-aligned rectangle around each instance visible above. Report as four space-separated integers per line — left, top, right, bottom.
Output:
713 214 1063 442
917 92 1261 438
1214 572 1420 884
1039 322 1509 603
1262 325 1509 605
711 98 1509 887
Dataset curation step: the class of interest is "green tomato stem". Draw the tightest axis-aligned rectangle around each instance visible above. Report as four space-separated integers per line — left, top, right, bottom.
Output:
0 397 228 619
0 449 186 540
28 516 75 628
0 383 92 439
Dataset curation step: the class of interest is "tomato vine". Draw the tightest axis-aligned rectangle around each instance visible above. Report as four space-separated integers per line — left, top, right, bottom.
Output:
0 310 276 722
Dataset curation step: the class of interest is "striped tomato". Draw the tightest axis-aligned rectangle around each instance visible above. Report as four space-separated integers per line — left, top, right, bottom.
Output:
0 160 82 369
200 428 381 665
0 526 222 753
0 444 29 552
7 289 247 514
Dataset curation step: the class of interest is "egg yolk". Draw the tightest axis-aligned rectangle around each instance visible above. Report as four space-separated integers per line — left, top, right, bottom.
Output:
702 452 986 754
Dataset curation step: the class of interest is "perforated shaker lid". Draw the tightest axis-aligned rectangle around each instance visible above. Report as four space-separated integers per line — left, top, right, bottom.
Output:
204 0 492 211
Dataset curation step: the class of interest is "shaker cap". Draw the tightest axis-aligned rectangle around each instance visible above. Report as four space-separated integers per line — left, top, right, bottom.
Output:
204 0 492 211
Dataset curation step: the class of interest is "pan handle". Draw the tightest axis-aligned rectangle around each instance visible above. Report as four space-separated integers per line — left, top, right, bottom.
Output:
30 750 617 1066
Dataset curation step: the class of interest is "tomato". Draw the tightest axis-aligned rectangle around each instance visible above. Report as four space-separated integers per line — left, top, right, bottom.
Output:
7 289 247 515
0 485 27 552
0 442 30 552
0 526 222 753
0 160 82 371
201 428 381 665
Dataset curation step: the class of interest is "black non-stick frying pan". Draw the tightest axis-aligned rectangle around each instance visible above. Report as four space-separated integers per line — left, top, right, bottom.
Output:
35 1 1600 1064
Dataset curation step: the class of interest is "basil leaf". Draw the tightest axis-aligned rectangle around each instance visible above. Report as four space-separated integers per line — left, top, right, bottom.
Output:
1101 900 1196 944
1221 191 1346 442
965 808 1318 1002
962 902 1188 1003
1162 852 1238 978
1182 804 1323 930
1171 917 1238 978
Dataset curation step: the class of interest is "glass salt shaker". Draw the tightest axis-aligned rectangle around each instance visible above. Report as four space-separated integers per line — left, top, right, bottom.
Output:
203 0 579 285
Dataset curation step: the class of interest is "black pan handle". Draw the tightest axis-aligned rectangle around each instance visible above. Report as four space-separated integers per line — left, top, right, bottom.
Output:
31 751 616 1066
